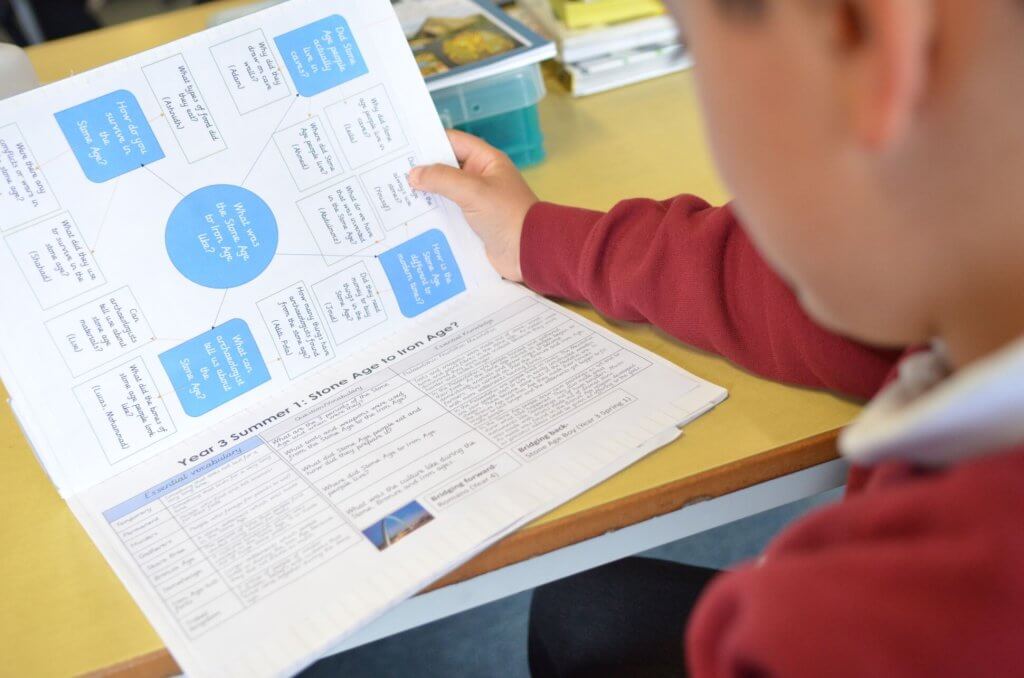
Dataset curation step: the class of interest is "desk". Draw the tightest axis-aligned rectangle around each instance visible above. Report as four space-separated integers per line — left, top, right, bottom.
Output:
1 3 862 676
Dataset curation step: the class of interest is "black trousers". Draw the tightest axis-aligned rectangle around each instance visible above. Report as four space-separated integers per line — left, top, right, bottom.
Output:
528 558 719 678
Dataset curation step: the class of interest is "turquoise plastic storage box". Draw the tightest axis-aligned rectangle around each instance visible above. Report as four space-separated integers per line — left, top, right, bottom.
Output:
429 64 548 168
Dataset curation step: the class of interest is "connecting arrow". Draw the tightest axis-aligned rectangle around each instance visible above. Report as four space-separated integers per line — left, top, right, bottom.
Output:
210 289 229 330
88 178 120 255
240 93 302 187
141 163 185 197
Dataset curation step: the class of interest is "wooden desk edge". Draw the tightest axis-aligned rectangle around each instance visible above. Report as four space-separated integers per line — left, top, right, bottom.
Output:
84 428 842 678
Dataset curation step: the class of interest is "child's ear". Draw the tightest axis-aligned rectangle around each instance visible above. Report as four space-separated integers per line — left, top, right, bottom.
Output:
833 0 935 150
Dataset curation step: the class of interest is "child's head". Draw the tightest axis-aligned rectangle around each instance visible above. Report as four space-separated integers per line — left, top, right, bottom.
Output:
669 0 1024 365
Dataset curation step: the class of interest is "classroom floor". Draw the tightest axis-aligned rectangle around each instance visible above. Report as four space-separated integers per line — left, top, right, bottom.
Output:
0 0 192 44
300 490 840 677
94 0 196 26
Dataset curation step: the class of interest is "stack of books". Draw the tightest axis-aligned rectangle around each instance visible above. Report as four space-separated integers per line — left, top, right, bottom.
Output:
550 0 666 28
514 0 692 96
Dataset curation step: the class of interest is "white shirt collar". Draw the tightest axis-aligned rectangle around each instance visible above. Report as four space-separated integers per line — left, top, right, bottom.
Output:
839 337 1024 467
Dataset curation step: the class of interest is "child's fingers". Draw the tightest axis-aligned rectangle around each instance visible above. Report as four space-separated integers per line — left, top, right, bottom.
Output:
409 163 483 208
446 129 505 173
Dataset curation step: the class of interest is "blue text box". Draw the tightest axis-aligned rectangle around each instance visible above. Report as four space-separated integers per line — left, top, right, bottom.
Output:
54 90 165 183
159 319 271 417
378 229 466 318
165 184 279 289
103 437 264 522
274 15 368 97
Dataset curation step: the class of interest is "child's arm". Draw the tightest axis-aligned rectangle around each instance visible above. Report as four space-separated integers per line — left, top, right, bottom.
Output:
520 197 899 399
412 132 900 400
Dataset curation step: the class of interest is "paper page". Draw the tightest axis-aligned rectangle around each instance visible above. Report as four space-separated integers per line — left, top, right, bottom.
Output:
0 0 497 493
209 0 558 92
69 282 727 677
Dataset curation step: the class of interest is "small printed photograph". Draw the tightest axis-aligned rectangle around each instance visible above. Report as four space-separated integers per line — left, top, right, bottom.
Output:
405 10 525 78
362 500 436 551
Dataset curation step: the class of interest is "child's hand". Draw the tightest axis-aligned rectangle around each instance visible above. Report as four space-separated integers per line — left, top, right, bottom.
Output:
410 130 538 282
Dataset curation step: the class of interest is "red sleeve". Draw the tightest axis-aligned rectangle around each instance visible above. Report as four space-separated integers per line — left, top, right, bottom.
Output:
520 198 900 400
686 451 1024 677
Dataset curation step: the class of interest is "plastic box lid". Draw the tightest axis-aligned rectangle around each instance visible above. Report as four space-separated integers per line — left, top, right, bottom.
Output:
430 63 546 128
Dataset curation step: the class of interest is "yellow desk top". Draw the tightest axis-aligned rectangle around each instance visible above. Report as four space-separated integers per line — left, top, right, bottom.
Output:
2 3 861 676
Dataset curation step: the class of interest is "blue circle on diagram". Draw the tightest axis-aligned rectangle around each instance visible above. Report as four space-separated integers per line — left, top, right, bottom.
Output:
166 184 278 289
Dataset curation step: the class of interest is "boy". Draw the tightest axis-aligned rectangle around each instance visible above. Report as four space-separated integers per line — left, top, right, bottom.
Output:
409 0 1024 676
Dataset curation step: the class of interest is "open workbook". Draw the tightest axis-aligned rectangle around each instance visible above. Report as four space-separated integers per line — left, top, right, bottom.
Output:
0 1 726 675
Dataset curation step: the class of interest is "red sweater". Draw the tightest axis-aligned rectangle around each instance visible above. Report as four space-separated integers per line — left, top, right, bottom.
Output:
521 197 1024 677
